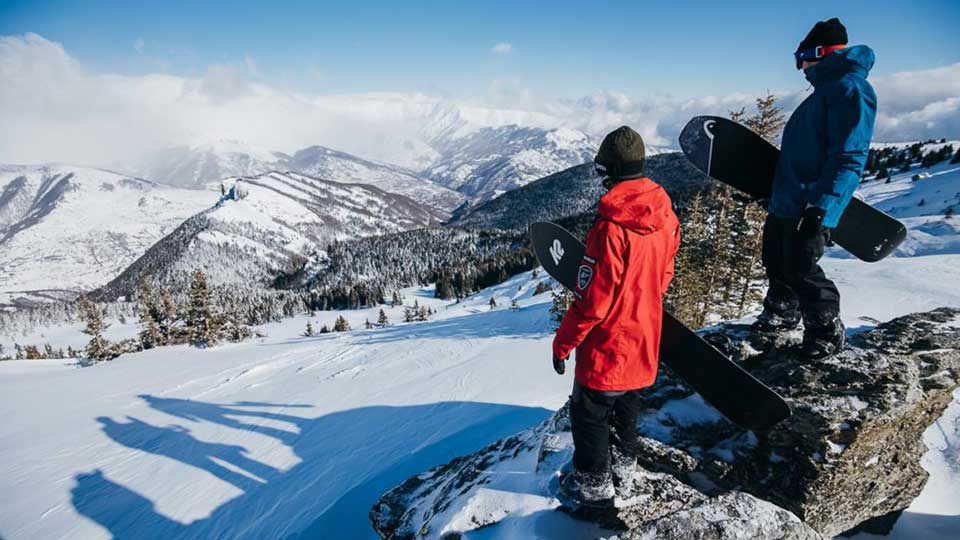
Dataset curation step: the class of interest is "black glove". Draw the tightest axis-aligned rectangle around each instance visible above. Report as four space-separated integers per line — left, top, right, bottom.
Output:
553 355 566 375
797 206 826 238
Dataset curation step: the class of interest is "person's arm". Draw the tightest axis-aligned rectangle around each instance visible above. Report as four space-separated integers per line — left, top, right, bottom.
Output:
552 220 626 360
810 81 874 212
661 223 680 295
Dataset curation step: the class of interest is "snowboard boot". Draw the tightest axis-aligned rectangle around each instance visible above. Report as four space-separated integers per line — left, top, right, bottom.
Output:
750 308 802 350
800 316 846 360
610 447 637 495
750 308 801 334
558 469 615 508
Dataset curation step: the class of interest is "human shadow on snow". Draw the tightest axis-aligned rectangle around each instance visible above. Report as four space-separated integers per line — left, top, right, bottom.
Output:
72 396 552 540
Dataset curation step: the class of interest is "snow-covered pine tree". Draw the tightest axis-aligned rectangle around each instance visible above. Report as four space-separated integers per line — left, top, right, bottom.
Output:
24 345 41 360
78 295 113 363
319 324 330 334
404 307 414 323
186 269 216 348
333 316 351 332
365 319 374 329
416 306 428 321
377 308 389 327
304 321 315 337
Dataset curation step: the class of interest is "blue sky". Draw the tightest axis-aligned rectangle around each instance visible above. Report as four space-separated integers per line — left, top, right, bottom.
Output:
1 0 958 99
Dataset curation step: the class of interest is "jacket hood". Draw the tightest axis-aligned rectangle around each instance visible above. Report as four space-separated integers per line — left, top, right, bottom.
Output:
805 45 875 85
597 178 674 235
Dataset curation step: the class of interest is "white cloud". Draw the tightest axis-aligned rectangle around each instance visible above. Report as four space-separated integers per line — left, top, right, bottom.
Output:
491 42 512 55
0 33 957 170
244 54 259 78
133 37 145 54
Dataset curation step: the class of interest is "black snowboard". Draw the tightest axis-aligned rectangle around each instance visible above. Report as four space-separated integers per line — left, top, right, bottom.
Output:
679 115 906 262
530 221 791 432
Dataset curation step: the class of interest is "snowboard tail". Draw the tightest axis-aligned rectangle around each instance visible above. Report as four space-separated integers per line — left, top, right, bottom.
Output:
530 221 791 432
679 115 906 262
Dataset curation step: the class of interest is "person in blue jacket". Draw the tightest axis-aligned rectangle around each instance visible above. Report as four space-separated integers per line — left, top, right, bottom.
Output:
752 18 877 359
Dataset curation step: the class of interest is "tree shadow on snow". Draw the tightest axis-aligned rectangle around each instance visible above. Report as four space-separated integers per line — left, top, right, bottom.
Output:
71 396 551 540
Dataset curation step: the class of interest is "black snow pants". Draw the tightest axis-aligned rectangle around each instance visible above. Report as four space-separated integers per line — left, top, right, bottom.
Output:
760 214 841 326
570 381 643 474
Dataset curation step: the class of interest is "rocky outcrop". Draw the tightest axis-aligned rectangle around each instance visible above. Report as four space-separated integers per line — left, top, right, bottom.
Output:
370 308 960 539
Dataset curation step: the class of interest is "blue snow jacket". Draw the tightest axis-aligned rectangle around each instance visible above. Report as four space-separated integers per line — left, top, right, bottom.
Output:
769 45 877 228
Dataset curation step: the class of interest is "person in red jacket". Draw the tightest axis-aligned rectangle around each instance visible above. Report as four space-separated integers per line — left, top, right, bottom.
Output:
554 126 681 505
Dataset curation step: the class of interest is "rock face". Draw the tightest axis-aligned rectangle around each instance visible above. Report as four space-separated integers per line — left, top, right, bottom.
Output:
370 308 960 539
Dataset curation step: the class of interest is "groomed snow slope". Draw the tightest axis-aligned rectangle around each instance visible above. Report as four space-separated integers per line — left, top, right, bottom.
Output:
0 273 574 540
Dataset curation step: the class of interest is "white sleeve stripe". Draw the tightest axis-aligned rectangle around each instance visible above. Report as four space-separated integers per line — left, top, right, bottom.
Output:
583 255 597 264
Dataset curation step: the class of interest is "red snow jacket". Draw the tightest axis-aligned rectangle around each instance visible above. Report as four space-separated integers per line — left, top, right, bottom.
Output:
553 178 680 391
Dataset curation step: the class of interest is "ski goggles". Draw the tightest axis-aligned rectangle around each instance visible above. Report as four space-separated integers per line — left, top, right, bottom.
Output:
595 164 609 178
794 44 846 69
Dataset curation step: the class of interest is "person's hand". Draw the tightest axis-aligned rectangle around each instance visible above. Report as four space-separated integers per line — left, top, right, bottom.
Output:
553 355 566 375
798 206 826 238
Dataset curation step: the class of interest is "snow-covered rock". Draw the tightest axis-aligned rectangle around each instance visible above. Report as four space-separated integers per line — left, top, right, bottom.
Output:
370 308 960 539
0 164 213 308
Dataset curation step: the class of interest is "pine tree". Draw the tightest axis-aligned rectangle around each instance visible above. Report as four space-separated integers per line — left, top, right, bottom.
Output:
24 345 41 360
138 279 164 350
79 295 112 363
549 289 574 328
160 291 178 341
952 147 960 164
304 321 315 337
364 319 374 329
333 315 351 332
416 306 429 321
403 307 414 323
377 308 389 327
319 324 331 334
744 92 786 143
186 269 216 348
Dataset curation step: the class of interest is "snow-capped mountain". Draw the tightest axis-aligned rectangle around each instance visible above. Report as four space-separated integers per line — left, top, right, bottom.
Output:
135 140 289 189
133 141 465 211
96 172 445 300
448 152 713 230
0 165 214 308
423 125 599 202
285 146 465 211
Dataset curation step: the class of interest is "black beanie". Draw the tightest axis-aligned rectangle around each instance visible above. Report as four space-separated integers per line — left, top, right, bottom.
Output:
797 18 848 52
595 126 645 181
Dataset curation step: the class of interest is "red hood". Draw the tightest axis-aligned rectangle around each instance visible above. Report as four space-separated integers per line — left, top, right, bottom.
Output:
597 178 674 235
